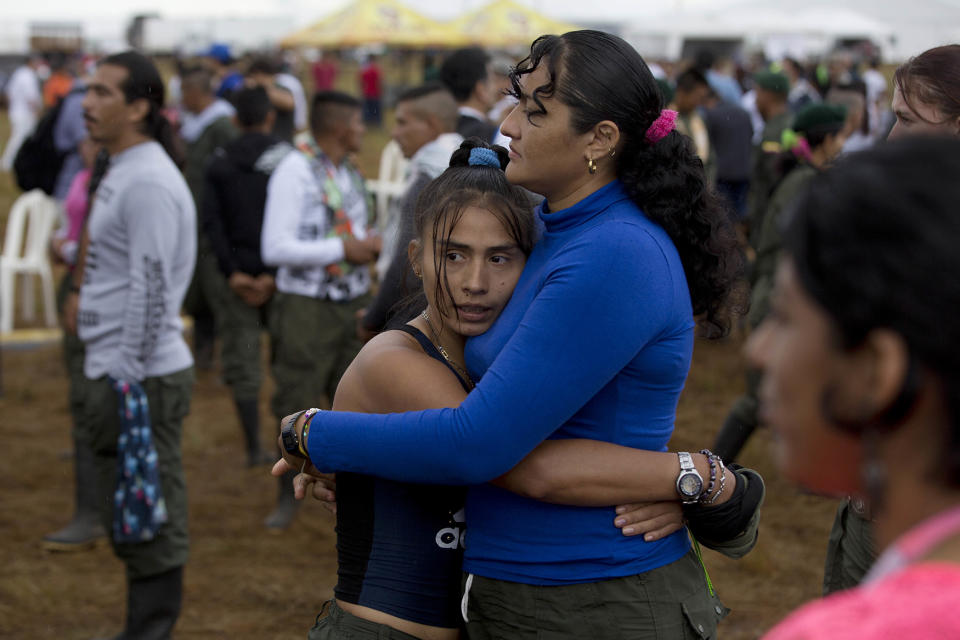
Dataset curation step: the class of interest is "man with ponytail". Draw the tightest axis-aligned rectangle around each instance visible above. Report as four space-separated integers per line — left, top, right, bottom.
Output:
76 50 195 639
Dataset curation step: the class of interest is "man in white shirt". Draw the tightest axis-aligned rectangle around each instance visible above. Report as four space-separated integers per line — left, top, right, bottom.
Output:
360 84 463 337
261 90 380 529
2 55 43 171
74 50 195 640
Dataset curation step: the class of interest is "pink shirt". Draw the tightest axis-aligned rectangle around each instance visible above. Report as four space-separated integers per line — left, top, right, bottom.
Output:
53 167 91 266
63 168 91 244
762 563 960 639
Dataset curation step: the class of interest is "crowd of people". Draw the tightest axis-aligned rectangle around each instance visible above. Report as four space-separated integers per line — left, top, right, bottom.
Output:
1 30 959 640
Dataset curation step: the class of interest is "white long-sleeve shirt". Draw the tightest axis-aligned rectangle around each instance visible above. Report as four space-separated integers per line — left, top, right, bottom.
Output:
78 141 196 381
261 149 371 301
5 65 41 119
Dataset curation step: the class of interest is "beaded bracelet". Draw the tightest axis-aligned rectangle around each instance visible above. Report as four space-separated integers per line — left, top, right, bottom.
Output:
299 408 320 458
699 449 719 500
701 457 728 505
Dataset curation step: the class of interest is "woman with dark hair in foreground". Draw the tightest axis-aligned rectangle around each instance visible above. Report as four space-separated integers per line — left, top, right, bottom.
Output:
755 136 960 638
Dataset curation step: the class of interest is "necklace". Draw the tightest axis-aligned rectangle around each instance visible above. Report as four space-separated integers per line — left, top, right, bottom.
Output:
419 310 475 390
865 502 960 584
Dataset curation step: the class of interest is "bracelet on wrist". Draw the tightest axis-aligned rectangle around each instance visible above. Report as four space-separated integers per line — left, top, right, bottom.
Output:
701 460 727 505
698 450 727 504
699 449 718 501
298 408 320 458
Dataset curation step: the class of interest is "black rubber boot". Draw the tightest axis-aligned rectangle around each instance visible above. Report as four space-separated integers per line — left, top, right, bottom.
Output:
43 436 107 551
713 411 757 465
264 470 300 531
236 398 272 467
117 566 184 640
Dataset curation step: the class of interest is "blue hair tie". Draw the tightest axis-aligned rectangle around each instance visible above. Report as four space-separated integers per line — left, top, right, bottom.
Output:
468 147 501 169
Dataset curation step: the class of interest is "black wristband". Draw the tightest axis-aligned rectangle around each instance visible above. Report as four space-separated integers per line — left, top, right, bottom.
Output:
68 283 81 293
683 464 764 541
280 410 308 458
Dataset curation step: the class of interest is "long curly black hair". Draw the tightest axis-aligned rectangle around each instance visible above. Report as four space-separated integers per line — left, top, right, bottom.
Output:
510 31 745 335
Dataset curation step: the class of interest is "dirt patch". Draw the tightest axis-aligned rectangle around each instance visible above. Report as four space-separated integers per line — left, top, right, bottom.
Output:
0 334 840 639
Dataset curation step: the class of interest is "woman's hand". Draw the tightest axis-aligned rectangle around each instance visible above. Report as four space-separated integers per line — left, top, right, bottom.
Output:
295 471 338 514
613 501 685 541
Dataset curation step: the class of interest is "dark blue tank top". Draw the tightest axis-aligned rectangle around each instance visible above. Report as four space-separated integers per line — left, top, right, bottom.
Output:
333 325 471 628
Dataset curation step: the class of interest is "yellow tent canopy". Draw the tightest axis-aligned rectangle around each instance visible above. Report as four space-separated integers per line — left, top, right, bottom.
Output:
448 0 581 48
281 0 467 48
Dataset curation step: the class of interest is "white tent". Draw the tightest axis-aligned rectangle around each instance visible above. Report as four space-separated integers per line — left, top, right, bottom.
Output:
621 0 960 61
623 3 896 60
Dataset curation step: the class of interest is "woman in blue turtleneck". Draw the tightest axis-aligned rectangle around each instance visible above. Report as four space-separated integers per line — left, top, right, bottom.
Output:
285 31 745 638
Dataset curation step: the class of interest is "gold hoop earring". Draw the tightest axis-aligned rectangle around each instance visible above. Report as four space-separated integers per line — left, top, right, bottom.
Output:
587 157 597 175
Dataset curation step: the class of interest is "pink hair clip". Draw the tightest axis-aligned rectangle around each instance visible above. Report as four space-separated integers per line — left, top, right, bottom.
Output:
645 109 678 144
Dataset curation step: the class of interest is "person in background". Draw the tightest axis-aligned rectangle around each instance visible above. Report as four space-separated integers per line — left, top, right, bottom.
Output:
488 55 517 125
703 88 754 222
260 90 381 529
744 70 792 248
358 55 383 127
312 52 338 92
275 59 308 136
205 43 244 99
1 54 43 172
826 85 871 153
51 72 89 201
75 50 195 639
821 42 960 598
440 47 497 143
179 65 237 372
671 67 715 182
247 58 297 143
43 54 74 108
862 57 888 139
783 57 821 113
43 137 109 553
180 66 237 196
202 86 292 469
757 136 960 640
696 50 743 106
422 52 441 83
359 84 464 339
166 58 185 110
714 104 848 465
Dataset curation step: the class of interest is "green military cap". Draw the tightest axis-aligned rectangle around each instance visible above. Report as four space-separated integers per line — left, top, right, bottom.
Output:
793 103 848 133
754 70 790 95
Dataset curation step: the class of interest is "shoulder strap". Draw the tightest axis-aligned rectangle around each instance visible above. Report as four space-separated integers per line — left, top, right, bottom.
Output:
394 325 473 393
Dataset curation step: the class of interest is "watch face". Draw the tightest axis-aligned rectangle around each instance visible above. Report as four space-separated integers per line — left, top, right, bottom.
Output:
679 473 702 497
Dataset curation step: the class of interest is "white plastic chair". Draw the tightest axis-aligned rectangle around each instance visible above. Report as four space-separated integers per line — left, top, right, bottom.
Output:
0 189 59 333
367 139 409 231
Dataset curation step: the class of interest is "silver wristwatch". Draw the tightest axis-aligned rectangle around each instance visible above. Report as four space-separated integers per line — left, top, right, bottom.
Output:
676 452 704 504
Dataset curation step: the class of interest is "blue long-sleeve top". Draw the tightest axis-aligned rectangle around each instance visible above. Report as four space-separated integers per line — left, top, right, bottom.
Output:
309 180 695 584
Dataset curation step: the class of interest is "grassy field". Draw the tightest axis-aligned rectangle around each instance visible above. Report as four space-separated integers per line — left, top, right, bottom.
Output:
0 109 841 639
